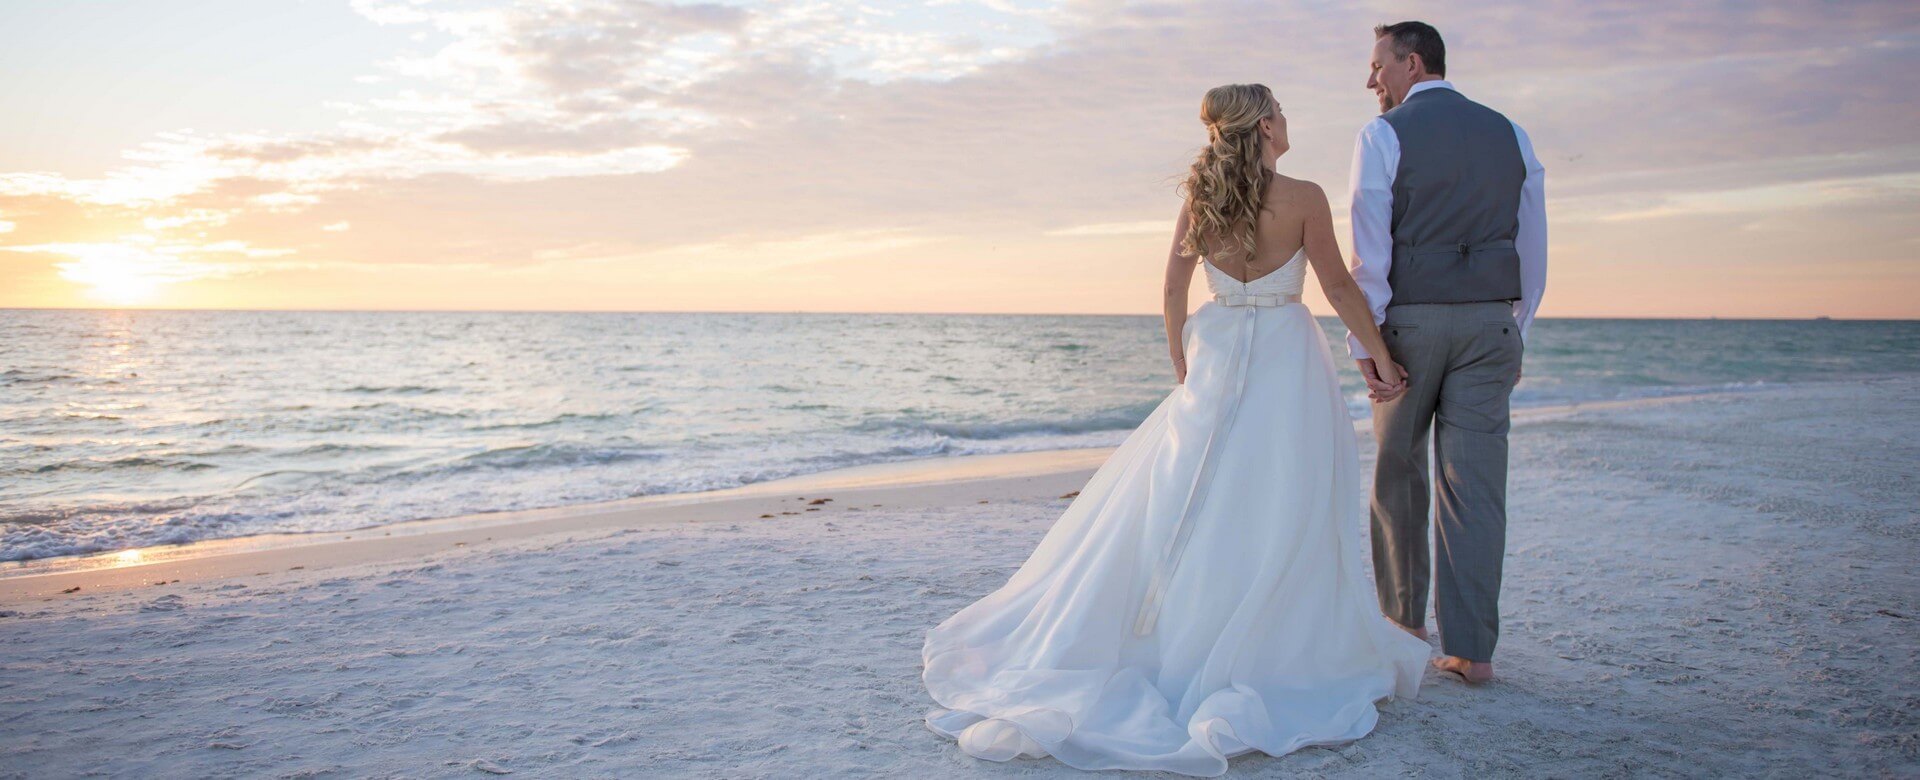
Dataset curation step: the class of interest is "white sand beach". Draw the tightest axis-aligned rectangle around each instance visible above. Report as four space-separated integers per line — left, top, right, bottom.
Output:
2 377 1915 778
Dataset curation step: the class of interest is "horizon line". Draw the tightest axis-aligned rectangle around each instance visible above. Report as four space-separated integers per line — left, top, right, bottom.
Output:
1 306 1912 322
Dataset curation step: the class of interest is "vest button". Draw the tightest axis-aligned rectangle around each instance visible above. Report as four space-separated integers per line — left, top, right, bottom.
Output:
1457 242 1470 254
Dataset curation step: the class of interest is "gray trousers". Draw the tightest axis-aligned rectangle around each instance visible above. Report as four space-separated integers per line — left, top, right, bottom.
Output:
1370 301 1523 663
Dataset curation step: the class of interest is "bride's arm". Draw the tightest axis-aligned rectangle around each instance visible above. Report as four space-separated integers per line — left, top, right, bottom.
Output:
1163 207 1199 384
1299 182 1407 396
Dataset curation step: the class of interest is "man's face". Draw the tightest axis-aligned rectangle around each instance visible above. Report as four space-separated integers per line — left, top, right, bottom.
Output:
1367 35 1413 112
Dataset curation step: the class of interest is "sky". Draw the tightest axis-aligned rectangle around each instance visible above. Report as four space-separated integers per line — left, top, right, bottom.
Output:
1 0 1916 318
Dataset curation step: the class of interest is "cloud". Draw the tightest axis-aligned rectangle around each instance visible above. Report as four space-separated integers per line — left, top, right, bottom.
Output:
1571 171 1920 223
0 0 1064 219
350 0 437 27
1044 220 1171 237
508 227 946 275
143 210 231 231
434 115 696 155
2 0 1916 315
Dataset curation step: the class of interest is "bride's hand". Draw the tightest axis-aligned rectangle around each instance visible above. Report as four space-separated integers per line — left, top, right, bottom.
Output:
1171 354 1187 385
1369 355 1408 402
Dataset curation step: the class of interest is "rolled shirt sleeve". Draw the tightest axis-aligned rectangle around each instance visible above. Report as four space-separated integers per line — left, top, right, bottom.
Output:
1510 120 1548 343
1346 117 1399 360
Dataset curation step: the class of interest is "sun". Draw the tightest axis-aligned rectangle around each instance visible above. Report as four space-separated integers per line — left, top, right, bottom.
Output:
54 244 171 304
23 240 204 306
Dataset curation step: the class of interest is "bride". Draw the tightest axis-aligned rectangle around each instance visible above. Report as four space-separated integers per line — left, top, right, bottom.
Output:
920 84 1433 776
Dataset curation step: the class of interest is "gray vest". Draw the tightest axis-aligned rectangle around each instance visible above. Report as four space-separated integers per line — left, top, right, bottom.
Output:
1381 87 1525 306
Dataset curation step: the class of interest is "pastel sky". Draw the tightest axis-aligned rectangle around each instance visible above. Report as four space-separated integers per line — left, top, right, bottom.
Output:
2 0 1915 318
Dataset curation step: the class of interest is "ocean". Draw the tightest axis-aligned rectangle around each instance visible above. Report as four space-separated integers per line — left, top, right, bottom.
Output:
4 309 1915 561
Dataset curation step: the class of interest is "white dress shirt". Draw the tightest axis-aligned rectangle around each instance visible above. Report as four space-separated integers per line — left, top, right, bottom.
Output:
1345 79 1548 360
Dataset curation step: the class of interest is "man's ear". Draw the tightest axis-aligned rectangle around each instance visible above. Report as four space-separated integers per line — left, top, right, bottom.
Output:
1407 53 1426 79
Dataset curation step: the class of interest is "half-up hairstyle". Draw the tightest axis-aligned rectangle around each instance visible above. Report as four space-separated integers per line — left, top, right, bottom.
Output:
1177 83 1277 260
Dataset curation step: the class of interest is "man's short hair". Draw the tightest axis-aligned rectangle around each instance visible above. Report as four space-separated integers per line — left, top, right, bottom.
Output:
1374 21 1446 78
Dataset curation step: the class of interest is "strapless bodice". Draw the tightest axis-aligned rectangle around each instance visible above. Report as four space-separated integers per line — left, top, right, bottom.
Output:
1202 247 1308 302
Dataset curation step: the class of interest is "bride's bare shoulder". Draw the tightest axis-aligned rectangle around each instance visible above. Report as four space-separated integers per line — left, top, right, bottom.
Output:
1263 174 1329 214
1266 174 1326 199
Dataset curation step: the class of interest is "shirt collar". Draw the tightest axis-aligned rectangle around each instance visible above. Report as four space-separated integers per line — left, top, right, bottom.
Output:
1405 79 1455 100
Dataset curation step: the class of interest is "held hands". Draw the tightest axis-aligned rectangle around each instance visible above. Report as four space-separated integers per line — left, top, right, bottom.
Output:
1357 357 1409 403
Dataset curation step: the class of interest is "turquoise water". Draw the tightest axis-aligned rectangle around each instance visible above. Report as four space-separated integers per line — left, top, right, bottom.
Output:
4 309 1915 561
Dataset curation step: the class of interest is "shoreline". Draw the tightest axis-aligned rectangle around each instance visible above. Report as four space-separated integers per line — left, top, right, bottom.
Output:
0 448 1112 604
1 388 1780 604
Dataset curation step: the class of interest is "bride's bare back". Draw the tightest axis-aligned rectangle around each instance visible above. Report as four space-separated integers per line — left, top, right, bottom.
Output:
1190 173 1318 283
1162 168 1400 394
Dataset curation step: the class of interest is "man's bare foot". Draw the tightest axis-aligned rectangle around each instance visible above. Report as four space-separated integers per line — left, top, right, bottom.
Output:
1433 655 1493 683
1389 619 1429 641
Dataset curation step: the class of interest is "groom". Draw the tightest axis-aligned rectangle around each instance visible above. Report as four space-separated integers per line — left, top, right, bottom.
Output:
1346 21 1548 683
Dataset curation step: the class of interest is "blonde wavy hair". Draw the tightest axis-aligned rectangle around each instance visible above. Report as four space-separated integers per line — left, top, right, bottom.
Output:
1177 84 1278 260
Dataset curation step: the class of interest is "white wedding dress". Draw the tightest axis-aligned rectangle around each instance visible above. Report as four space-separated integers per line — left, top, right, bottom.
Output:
921 248 1432 777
